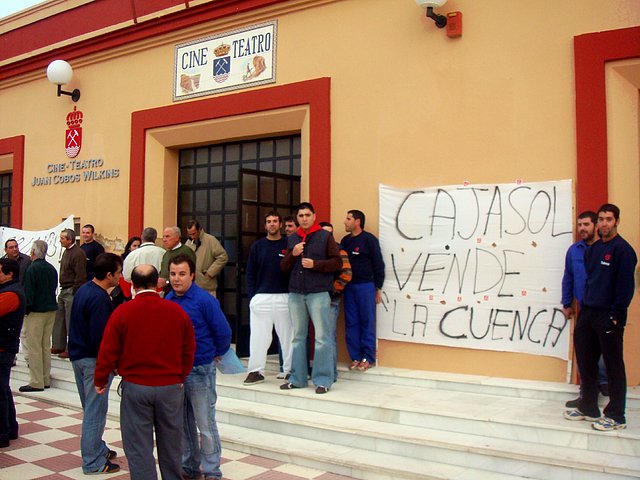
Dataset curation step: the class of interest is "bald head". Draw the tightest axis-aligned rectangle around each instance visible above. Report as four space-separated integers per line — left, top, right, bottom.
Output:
131 264 159 291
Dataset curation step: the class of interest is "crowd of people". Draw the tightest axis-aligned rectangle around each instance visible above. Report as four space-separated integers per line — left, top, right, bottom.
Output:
0 200 635 479
0 202 386 478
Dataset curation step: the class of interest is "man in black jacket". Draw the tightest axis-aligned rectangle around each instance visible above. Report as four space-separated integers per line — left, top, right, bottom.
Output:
0 258 26 447
563 204 637 431
280 202 341 394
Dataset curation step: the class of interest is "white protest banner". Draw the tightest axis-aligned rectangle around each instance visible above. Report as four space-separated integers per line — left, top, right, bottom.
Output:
378 181 573 359
0 216 75 284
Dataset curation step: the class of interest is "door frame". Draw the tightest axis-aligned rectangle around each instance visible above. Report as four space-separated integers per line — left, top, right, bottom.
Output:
128 77 331 237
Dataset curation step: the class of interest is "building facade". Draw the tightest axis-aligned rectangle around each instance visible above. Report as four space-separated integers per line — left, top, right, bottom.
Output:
1 0 638 383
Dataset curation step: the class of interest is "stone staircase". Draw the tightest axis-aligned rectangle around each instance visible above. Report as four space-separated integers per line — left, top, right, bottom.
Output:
10 354 640 479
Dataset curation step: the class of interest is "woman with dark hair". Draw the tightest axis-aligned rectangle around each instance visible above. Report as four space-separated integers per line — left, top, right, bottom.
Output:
121 237 141 261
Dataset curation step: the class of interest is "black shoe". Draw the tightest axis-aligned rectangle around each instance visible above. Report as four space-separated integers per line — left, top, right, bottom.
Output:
45 385 50 389
565 396 581 408
243 372 265 385
19 385 44 393
89 460 120 474
315 386 329 394
599 383 610 397
280 382 301 390
106 449 117 460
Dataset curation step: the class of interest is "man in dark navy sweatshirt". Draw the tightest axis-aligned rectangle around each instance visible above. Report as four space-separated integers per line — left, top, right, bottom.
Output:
341 210 385 372
68 253 122 473
244 211 291 385
563 204 637 431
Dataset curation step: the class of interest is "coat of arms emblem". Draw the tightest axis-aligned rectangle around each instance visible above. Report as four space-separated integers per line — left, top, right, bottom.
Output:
65 106 83 158
213 43 231 83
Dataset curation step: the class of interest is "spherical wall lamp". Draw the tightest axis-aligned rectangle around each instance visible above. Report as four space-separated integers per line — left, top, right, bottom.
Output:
46 60 81 102
415 0 448 28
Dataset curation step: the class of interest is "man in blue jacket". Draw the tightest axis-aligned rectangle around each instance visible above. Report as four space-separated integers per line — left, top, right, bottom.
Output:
563 204 637 431
166 254 231 480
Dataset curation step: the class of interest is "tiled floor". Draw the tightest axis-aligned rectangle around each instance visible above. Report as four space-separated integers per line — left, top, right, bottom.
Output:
0 394 355 480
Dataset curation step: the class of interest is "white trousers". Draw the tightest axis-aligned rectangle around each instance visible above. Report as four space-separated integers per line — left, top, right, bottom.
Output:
247 293 292 375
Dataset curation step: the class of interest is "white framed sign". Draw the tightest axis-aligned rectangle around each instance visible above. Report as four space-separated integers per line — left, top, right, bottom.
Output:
174 21 277 101
377 180 574 360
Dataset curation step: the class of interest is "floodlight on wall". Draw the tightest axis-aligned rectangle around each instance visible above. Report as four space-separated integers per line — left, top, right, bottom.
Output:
415 0 448 29
46 60 81 102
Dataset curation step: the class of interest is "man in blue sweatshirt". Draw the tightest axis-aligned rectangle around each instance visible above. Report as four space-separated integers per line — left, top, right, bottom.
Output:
563 204 637 431
341 210 385 372
166 254 231 480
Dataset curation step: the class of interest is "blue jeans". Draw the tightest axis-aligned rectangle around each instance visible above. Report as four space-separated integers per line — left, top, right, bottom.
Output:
289 292 335 388
183 361 222 479
344 282 377 363
0 352 17 444
72 357 113 472
329 297 341 381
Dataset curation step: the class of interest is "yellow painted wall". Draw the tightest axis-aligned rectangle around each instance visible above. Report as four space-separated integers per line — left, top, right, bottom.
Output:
1 0 639 382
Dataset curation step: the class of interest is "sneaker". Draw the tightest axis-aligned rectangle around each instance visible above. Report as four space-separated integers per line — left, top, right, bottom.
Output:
563 409 600 421
592 416 626 431
106 450 117 460
565 396 581 408
315 386 329 394
243 372 265 385
276 371 286 379
280 382 301 390
87 460 120 474
357 359 374 371
348 360 360 370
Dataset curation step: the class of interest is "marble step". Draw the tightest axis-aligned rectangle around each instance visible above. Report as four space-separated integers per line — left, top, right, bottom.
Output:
12 356 640 479
221 423 536 480
219 397 640 480
264 357 640 408
216 373 640 458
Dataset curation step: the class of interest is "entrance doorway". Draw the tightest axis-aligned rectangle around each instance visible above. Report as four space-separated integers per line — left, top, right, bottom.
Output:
178 135 301 356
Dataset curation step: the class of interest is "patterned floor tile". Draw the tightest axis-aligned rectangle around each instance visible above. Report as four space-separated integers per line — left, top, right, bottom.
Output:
6 445 67 462
0 463 53 479
1 393 355 480
240 454 286 469
23 428 75 444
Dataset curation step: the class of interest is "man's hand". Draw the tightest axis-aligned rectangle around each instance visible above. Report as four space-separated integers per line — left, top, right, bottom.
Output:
95 386 106 395
301 258 314 269
375 290 382 304
292 242 305 257
562 307 574 319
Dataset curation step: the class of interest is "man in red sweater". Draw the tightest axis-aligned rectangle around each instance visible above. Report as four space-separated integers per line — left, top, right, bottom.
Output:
95 264 196 479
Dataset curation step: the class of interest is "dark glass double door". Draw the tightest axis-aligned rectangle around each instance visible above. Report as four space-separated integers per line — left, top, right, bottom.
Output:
178 135 301 356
